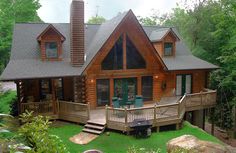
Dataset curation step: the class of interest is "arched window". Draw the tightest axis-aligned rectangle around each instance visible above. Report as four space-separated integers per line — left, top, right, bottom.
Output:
126 36 146 69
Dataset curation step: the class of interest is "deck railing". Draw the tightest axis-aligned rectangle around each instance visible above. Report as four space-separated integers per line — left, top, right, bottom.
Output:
21 101 54 115
185 89 217 111
106 89 217 131
58 101 90 124
21 101 90 123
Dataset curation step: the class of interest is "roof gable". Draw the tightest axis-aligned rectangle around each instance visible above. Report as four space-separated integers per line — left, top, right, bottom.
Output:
81 10 167 74
150 28 180 42
37 24 66 42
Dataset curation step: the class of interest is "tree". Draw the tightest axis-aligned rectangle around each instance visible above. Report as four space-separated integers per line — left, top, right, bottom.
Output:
0 0 41 73
138 16 157 26
138 10 169 26
87 16 106 24
163 0 236 131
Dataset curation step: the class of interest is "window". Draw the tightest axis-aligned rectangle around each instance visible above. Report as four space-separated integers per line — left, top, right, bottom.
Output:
164 42 173 56
102 36 123 70
126 36 146 69
40 79 52 100
45 42 58 58
97 79 110 106
142 76 153 101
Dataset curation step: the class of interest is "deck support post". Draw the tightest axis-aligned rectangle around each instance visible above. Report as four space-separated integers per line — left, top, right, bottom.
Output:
105 105 108 125
203 109 206 130
51 79 57 114
125 108 128 133
211 108 215 136
87 102 90 120
154 105 157 127
176 123 180 130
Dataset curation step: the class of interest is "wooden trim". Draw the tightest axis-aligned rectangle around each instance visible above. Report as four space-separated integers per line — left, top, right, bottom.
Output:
123 33 127 70
37 24 66 41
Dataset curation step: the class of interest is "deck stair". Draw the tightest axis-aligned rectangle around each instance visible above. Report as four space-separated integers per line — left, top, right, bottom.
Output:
82 120 106 135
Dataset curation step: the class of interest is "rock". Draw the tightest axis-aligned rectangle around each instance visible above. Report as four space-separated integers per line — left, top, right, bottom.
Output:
167 135 233 153
83 150 103 153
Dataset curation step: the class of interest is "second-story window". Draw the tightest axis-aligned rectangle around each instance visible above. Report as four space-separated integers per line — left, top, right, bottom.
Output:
164 42 173 56
45 42 58 58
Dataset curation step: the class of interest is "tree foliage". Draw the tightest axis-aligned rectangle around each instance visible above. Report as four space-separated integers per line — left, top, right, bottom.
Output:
87 16 106 24
163 0 236 129
0 0 41 73
138 10 169 26
17 111 69 153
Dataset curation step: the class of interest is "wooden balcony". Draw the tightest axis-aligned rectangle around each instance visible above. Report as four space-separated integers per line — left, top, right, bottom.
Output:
105 89 217 132
20 89 216 132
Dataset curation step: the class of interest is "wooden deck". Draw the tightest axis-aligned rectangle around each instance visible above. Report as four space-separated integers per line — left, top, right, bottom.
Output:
20 89 216 132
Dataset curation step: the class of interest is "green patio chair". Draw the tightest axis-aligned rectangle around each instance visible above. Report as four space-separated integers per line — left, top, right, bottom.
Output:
134 95 143 108
112 97 119 108
134 95 143 114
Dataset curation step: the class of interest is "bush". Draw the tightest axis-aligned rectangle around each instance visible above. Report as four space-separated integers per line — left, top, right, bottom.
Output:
9 97 18 116
18 111 69 153
0 91 17 114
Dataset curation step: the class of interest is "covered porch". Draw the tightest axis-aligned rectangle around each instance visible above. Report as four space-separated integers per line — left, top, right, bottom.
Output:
15 76 88 122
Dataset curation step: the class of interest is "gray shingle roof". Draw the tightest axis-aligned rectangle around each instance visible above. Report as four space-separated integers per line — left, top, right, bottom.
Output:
0 11 218 81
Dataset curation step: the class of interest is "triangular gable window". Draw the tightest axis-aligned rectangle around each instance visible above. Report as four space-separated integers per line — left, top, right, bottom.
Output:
102 36 123 70
126 36 146 69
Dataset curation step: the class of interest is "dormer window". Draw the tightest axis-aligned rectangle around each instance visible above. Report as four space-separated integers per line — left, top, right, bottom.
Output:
45 42 58 58
37 24 65 61
164 42 173 56
150 28 180 57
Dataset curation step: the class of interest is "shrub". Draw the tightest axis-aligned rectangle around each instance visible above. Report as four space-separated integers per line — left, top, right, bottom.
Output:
0 91 17 114
18 111 69 153
9 97 18 116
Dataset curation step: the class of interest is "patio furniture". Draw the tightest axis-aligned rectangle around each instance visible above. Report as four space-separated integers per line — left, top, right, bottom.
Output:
129 118 152 138
134 95 143 108
112 97 119 108
126 101 133 109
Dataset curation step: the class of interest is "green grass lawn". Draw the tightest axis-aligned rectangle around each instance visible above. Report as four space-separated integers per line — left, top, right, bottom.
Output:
49 122 221 153
0 91 16 114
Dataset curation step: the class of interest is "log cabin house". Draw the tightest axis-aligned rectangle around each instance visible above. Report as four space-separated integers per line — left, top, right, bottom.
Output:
0 0 218 133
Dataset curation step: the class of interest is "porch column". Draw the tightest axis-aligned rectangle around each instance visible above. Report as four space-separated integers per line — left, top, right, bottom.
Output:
73 77 79 102
17 80 25 114
15 81 21 115
51 79 57 114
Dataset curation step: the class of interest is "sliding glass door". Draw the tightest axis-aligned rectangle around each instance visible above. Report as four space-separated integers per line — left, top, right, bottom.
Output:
114 78 137 105
176 74 192 96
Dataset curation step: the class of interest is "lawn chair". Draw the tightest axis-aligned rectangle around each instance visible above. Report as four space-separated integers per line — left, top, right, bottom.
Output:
112 97 120 108
134 95 143 108
134 95 143 114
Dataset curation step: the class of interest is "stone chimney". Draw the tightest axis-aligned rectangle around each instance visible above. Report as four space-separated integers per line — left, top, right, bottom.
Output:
70 0 84 67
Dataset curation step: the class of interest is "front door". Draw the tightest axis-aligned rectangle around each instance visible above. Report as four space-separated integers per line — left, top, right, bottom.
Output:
114 78 137 106
176 74 192 96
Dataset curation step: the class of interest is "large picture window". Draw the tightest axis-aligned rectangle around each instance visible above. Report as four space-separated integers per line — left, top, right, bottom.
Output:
97 79 110 106
126 36 146 69
45 42 58 58
101 36 123 70
164 42 173 56
142 76 153 101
